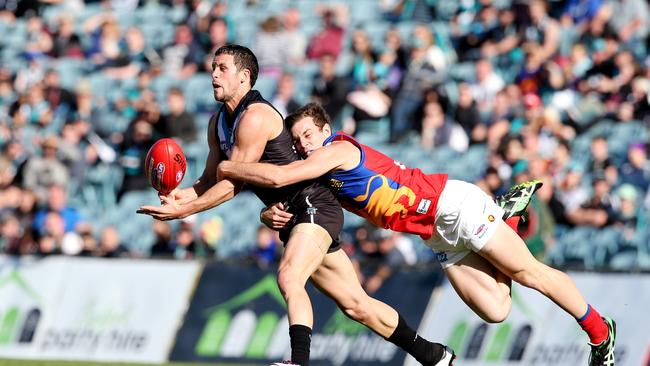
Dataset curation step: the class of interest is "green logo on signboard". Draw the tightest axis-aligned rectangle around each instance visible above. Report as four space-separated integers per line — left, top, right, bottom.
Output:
446 287 535 362
196 274 286 358
0 269 42 345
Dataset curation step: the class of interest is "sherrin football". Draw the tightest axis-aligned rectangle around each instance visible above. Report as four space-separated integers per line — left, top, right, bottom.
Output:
145 138 187 194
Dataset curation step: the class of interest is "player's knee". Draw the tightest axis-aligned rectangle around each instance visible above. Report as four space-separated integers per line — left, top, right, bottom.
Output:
276 266 300 296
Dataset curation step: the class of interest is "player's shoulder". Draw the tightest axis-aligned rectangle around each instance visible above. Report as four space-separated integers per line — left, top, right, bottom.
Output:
243 102 281 119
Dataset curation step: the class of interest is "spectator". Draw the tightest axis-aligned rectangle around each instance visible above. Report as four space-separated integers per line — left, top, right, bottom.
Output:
162 24 203 80
51 14 84 59
171 219 199 259
150 220 174 258
23 15 53 60
454 82 483 144
254 16 288 79
363 229 416 294
117 119 154 200
0 213 22 254
250 225 281 269
39 211 67 254
601 0 650 44
522 0 560 62
271 73 300 118
306 7 346 61
32 184 81 236
200 18 229 72
22 135 69 202
343 30 392 134
98 226 130 258
588 135 617 185
420 97 468 152
160 88 197 143
389 25 447 142
471 59 505 114
311 54 349 124
612 183 639 240
76 224 98 257
83 13 125 71
619 142 650 190
282 8 307 65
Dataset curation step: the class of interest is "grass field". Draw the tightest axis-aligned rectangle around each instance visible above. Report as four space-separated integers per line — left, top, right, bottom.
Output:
0 361 263 366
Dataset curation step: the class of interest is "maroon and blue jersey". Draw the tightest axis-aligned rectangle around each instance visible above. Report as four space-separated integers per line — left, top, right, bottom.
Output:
323 133 448 239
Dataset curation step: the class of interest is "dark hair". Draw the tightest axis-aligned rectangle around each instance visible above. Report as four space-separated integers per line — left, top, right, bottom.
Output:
285 102 331 130
214 44 259 87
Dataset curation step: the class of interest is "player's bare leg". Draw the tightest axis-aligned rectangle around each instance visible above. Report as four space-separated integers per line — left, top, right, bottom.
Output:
277 223 330 366
445 252 512 323
479 222 615 365
311 249 455 365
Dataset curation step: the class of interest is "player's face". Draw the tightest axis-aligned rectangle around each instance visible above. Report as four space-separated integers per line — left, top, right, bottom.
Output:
290 117 330 157
211 54 243 102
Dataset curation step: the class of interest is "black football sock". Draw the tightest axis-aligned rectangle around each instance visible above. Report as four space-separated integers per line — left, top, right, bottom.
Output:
289 324 312 366
386 314 444 365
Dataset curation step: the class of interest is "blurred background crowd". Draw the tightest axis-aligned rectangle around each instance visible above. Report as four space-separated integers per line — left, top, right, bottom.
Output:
0 0 649 292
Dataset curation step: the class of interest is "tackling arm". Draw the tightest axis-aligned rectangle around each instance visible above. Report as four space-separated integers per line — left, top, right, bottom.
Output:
218 142 350 188
182 105 275 215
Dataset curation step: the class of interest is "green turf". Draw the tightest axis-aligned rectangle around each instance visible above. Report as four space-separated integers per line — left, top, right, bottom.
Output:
0 360 264 366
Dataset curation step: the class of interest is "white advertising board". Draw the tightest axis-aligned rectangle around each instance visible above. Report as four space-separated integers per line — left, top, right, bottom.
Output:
409 272 650 366
0 256 201 363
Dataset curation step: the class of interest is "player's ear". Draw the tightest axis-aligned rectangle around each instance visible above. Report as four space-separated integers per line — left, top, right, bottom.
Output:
241 69 250 84
323 123 331 135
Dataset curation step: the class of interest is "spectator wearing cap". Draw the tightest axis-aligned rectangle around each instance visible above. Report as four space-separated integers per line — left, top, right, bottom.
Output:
22 135 69 202
619 142 650 190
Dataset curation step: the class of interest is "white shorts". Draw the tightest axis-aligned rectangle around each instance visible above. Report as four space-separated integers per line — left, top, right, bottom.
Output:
425 180 504 268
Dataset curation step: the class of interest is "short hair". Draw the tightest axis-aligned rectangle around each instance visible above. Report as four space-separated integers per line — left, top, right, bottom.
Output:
285 102 331 130
214 44 259 87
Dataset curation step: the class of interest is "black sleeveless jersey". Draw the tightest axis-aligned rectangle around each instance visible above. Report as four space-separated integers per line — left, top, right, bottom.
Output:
214 90 340 210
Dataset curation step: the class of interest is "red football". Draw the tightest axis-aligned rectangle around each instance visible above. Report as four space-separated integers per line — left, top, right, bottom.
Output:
145 138 187 194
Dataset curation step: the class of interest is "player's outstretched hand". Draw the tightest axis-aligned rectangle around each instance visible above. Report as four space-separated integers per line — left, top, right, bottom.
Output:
163 187 197 205
260 202 293 230
137 195 188 221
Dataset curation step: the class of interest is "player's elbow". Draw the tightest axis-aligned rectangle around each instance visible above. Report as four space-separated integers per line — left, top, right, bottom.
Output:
266 172 292 188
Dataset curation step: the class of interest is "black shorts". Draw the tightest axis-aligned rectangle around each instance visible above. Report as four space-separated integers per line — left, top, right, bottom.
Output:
278 188 344 253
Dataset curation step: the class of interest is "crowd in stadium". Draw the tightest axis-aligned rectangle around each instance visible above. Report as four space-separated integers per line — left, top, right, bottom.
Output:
0 0 649 276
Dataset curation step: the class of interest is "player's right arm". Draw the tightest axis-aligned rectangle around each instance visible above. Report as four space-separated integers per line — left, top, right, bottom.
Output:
166 116 220 204
218 141 355 188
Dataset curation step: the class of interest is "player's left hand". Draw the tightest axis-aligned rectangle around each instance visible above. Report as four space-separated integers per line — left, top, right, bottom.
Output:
136 195 189 221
